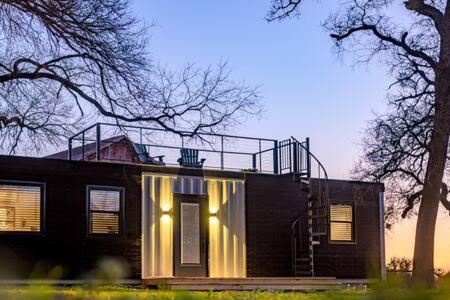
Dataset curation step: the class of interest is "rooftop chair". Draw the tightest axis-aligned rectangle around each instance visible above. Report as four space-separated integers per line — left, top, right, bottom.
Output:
133 144 165 166
177 148 206 168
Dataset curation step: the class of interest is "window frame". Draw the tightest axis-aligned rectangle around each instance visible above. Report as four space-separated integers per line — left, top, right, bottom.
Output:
0 180 46 235
328 201 356 244
86 185 124 237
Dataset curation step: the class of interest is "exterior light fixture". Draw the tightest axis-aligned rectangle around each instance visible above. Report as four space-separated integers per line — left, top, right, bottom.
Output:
162 209 172 216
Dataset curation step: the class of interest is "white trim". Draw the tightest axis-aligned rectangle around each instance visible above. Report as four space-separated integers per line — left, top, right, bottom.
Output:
379 191 386 281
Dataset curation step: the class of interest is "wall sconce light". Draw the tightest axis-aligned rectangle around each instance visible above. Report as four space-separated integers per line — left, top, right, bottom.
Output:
161 209 172 222
162 209 172 216
209 212 218 217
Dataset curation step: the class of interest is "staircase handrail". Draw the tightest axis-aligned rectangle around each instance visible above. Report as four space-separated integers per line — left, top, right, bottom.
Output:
290 136 329 181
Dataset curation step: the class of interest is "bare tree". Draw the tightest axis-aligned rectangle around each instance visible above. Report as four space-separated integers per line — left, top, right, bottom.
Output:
267 0 450 287
0 0 260 154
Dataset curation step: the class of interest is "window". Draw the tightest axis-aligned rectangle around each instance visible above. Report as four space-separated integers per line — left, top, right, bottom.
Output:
87 186 123 235
0 182 43 232
330 203 354 242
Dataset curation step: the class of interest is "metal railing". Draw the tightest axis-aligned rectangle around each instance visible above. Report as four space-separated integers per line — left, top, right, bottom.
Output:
68 123 281 173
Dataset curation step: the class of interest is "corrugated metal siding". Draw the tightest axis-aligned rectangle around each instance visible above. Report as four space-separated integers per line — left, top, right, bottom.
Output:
142 174 246 278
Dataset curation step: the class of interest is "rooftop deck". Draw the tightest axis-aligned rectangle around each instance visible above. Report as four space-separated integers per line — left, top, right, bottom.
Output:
63 123 318 177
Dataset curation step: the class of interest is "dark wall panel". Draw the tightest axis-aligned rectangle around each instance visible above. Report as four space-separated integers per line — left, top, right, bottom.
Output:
245 175 383 279
313 179 383 279
0 155 382 280
0 156 142 279
245 174 309 277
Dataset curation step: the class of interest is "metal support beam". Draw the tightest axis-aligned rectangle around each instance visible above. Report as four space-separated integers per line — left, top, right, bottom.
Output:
68 138 73 160
258 140 262 172
96 123 101 161
221 136 224 170
273 140 279 174
293 141 298 174
306 137 311 178
82 132 85 160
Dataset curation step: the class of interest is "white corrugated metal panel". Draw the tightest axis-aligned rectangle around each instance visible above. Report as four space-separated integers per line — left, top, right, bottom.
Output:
141 174 246 278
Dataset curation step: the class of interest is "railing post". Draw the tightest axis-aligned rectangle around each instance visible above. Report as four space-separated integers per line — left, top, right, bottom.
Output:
252 154 257 170
306 137 311 178
220 136 224 170
82 132 85 160
96 123 101 161
258 139 262 172
288 140 292 173
273 140 279 174
68 138 73 160
293 141 298 174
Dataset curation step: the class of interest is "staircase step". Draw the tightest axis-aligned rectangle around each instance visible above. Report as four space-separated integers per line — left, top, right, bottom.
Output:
293 174 309 181
312 232 327 237
311 214 328 218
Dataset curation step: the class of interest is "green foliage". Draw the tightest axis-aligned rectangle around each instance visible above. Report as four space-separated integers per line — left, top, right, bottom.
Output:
386 257 412 272
386 257 450 282
1 258 450 299
2 283 450 300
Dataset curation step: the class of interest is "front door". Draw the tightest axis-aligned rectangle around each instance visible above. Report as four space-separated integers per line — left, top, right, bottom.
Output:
173 194 208 277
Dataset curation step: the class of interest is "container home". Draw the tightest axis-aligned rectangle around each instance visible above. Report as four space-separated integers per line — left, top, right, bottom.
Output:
0 123 385 289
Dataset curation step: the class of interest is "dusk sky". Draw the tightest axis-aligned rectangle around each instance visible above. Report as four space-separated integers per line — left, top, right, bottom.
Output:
132 0 450 269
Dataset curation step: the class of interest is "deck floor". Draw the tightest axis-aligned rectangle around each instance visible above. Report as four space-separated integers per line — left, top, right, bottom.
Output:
142 277 370 291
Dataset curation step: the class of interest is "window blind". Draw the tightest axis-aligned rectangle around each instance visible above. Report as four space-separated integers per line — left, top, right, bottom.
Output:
89 189 121 235
330 204 353 242
0 184 41 232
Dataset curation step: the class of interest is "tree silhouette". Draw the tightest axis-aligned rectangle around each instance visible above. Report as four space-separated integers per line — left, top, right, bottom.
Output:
0 0 260 153
267 0 450 287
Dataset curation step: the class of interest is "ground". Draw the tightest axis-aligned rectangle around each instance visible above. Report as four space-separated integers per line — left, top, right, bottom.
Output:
0 286 365 299
0 284 449 300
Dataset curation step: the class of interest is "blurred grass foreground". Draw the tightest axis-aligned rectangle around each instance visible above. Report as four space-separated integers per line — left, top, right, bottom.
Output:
0 285 446 300
0 279 450 300
0 258 449 299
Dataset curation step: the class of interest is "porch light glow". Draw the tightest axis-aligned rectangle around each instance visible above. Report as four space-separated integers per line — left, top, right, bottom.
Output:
161 214 171 222
161 207 173 221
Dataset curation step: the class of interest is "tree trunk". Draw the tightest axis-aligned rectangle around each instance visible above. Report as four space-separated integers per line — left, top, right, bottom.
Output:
411 10 450 287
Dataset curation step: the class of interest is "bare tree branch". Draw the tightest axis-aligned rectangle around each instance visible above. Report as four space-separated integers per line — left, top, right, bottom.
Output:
266 0 303 21
404 0 444 31
0 0 261 153
329 24 437 69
